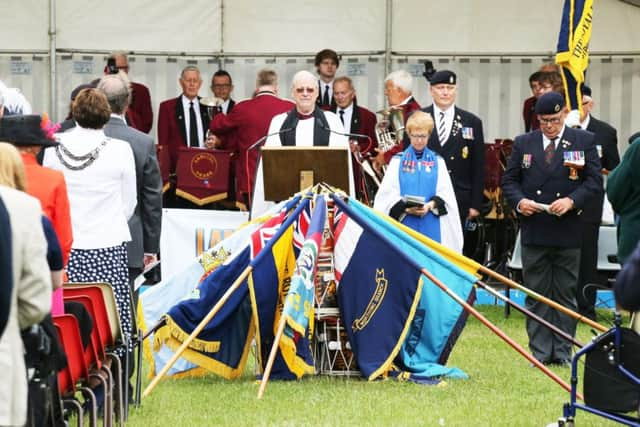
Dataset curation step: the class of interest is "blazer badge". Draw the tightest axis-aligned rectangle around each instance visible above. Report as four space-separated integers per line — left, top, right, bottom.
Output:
563 151 585 180
522 154 532 169
461 146 469 159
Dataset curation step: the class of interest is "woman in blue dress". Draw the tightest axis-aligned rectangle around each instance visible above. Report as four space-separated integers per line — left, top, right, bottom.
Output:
374 111 463 253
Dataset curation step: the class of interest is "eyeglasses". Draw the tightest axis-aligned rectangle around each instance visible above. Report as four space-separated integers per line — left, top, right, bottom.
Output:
212 84 231 89
410 134 430 140
539 117 562 125
295 87 316 94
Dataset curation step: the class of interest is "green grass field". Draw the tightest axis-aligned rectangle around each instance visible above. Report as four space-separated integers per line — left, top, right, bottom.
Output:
126 306 624 427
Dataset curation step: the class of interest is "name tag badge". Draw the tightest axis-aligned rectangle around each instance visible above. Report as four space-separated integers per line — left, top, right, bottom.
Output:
461 127 474 140
522 154 532 169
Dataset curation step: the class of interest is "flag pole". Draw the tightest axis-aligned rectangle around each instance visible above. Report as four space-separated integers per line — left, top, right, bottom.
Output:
478 265 607 333
421 268 581 398
257 312 288 399
142 265 253 398
475 280 584 348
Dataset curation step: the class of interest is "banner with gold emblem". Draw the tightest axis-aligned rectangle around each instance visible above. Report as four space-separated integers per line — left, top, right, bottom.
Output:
175 147 232 205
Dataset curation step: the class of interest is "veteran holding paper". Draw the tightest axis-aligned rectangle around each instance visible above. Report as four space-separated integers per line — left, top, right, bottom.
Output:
502 91 602 366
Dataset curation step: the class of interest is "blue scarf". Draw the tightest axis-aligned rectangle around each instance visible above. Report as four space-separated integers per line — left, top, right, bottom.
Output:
398 146 440 242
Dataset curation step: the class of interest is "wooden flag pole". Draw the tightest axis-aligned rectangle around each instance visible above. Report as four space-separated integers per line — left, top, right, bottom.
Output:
142 265 253 398
478 265 607 333
257 312 288 399
422 267 582 399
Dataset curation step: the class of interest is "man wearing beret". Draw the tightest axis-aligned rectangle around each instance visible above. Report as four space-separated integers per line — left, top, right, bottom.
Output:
421 70 485 257
502 92 602 365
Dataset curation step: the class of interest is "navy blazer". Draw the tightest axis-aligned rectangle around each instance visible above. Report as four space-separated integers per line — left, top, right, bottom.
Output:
423 105 485 220
502 127 602 248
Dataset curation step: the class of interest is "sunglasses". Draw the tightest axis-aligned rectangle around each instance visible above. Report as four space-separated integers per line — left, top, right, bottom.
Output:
295 87 316 94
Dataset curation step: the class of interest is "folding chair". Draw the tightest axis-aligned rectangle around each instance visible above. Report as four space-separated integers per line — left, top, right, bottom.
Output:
63 293 115 427
559 314 640 426
53 314 99 427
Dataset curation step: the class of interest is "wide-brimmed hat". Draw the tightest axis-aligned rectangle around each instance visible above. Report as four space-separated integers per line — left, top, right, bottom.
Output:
0 115 58 147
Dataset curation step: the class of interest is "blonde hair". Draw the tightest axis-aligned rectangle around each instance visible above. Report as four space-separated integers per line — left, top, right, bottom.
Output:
0 142 27 191
406 111 434 135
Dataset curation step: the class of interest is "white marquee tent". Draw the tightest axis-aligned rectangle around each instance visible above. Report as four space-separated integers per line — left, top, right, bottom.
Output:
1 0 639 148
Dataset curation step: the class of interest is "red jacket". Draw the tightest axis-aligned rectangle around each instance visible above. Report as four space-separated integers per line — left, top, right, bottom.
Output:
127 82 153 134
157 96 210 173
210 92 294 202
21 152 73 265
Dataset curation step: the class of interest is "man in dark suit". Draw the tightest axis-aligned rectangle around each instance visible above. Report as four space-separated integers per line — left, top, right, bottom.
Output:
421 70 485 257
502 92 602 365
158 66 210 207
210 70 235 114
332 76 377 201
570 85 620 320
98 74 162 298
207 69 294 210
315 49 339 110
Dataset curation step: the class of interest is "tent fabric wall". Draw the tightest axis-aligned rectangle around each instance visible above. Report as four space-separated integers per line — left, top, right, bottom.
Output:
1 53 639 151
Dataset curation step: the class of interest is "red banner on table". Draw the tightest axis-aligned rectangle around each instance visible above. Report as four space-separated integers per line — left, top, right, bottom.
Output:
175 147 232 206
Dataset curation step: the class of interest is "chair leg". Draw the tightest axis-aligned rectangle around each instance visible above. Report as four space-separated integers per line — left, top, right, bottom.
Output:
123 339 130 421
88 372 110 427
62 398 84 427
106 352 124 426
78 387 97 427
135 330 143 408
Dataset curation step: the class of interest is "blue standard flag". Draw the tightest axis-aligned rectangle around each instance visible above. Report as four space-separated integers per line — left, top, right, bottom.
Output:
333 203 424 380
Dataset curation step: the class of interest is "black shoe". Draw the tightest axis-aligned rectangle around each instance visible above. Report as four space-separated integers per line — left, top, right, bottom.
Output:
83 384 105 417
550 358 571 367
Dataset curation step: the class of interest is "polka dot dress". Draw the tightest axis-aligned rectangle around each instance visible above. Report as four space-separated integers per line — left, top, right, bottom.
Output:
67 244 132 355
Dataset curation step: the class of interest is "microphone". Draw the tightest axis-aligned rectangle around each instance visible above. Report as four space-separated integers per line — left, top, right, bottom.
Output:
316 120 374 154
247 127 295 151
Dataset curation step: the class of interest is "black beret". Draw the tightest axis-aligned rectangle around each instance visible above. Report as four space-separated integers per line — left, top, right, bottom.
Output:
535 92 565 115
581 84 592 97
429 70 456 85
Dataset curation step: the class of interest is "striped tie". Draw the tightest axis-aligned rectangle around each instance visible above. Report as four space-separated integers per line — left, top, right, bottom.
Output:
438 111 447 144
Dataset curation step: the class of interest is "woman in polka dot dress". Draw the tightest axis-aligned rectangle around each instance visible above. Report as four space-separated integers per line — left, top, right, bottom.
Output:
44 87 137 356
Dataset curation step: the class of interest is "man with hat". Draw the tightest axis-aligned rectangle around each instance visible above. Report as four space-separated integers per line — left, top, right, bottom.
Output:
421 69 485 258
570 85 620 320
502 91 602 365
0 115 73 268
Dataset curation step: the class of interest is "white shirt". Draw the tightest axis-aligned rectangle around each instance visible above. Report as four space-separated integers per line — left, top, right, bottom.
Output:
0 79 32 115
542 126 565 150
579 114 591 131
337 103 354 133
433 104 455 145
221 99 231 114
181 95 204 147
319 79 334 103
44 126 137 249
250 110 354 217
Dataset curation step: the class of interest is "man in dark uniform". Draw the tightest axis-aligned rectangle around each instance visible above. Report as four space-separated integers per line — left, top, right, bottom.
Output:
422 70 485 257
502 92 602 365
572 85 620 320
210 70 236 114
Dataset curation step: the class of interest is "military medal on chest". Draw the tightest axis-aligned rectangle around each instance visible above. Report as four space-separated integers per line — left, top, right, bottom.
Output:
563 150 585 180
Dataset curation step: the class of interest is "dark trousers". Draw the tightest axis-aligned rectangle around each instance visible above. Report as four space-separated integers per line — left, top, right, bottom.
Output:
522 245 580 362
577 222 600 320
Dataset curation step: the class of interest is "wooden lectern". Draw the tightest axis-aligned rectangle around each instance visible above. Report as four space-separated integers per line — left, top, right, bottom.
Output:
261 146 350 201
